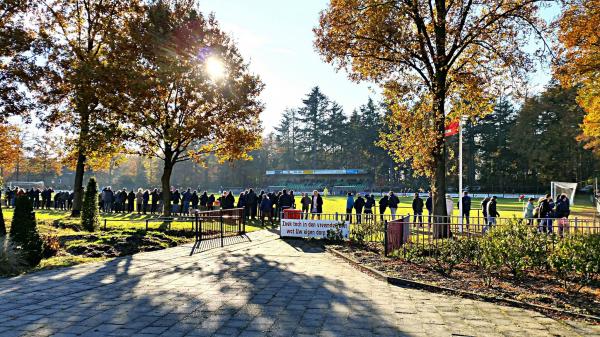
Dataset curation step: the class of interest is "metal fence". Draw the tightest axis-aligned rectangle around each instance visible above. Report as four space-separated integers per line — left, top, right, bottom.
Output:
100 208 246 248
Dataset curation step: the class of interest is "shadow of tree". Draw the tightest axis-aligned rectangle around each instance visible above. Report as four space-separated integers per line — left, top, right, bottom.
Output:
0 235 409 336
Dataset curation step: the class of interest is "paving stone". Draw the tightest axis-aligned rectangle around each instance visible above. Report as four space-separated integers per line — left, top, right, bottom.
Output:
0 230 592 337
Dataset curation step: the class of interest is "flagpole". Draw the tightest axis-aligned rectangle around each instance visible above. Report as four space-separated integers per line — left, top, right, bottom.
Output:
458 116 463 230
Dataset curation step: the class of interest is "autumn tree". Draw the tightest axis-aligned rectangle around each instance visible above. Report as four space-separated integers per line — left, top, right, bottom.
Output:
125 0 263 215
554 0 600 155
315 0 549 236
29 0 143 216
0 0 37 122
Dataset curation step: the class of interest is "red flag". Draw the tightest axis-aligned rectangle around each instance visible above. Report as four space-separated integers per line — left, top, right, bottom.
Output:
445 120 459 137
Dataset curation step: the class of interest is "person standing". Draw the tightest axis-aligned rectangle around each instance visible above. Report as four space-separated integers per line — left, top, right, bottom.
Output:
207 194 215 210
425 192 433 224
378 194 388 222
136 188 144 214
486 196 500 231
142 189 150 214
364 194 374 222
412 192 424 225
388 191 399 220
260 194 273 225
481 197 491 228
171 189 181 214
311 190 323 219
191 190 199 211
523 197 535 226
445 194 454 224
150 189 159 214
247 189 257 219
301 193 311 219
345 193 354 223
127 190 135 213
461 191 471 225
226 191 235 210
354 194 365 224
200 191 208 211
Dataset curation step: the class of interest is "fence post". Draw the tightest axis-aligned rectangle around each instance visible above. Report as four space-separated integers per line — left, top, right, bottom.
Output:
575 217 579 233
199 218 203 242
384 220 388 257
195 213 199 242
104 219 107 231
220 211 224 247
145 219 148 231
238 209 242 235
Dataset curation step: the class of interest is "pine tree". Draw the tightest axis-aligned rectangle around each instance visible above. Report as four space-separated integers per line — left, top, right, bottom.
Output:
296 87 329 168
81 178 100 232
9 195 43 266
0 201 5 236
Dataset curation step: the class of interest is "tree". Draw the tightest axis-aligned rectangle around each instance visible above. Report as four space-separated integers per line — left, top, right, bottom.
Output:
125 0 263 215
0 0 37 122
273 109 299 169
30 0 143 216
554 0 600 155
510 83 597 185
81 177 99 232
315 0 549 236
0 124 22 179
9 195 43 266
296 86 330 168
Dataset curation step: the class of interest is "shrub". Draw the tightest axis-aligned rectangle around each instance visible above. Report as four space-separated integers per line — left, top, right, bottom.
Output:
485 220 548 277
351 220 383 245
0 237 25 275
9 195 44 266
326 222 346 242
0 203 6 236
82 177 100 232
41 234 60 258
548 234 600 291
434 237 479 275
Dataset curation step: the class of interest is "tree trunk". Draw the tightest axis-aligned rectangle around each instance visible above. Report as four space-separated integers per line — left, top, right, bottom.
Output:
71 108 90 217
161 160 173 216
432 75 450 239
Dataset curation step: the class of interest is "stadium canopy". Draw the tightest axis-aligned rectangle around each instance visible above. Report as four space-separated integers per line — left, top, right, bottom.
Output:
551 181 577 205
266 169 366 175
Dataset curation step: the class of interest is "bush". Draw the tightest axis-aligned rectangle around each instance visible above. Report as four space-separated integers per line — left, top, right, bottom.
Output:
9 195 44 266
434 237 479 275
548 234 600 291
326 222 346 242
486 220 548 277
0 237 25 275
82 177 100 232
0 202 6 237
41 234 60 258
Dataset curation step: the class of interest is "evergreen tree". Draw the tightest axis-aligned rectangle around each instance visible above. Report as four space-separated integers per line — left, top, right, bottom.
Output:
296 87 329 168
273 108 298 168
82 178 100 232
9 195 43 266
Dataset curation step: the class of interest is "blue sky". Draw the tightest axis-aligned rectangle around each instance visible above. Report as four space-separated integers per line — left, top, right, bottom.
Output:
200 1 562 133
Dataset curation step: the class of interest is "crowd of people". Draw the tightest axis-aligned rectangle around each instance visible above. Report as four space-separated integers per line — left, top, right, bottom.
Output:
2 187 74 210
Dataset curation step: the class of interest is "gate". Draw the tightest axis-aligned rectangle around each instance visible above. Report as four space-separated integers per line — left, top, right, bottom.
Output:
192 208 245 251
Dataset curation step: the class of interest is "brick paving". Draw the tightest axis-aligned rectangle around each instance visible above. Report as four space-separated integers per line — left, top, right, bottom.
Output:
0 230 598 337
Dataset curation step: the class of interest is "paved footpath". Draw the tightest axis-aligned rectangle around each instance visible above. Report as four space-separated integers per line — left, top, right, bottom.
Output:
0 230 598 337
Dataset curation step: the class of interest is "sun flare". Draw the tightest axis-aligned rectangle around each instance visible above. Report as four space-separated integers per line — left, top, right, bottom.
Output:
206 56 226 80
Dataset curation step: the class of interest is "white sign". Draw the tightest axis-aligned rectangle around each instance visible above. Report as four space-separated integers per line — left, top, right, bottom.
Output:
280 219 349 239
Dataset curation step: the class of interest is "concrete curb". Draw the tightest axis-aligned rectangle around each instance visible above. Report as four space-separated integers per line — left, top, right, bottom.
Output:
325 247 600 323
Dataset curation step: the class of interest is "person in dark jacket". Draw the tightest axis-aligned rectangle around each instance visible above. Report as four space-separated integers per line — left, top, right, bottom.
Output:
412 193 424 225
172 189 181 214
425 192 433 224
379 195 388 222
246 189 257 219
538 194 553 233
182 188 192 214
300 193 311 219
461 191 472 225
207 194 215 210
191 190 199 211
485 196 500 232
364 194 374 222
200 191 208 210
354 194 365 224
481 197 491 227
310 190 323 219
260 194 273 225
388 191 399 220
279 189 293 213
142 190 150 214
225 191 235 210
127 190 135 213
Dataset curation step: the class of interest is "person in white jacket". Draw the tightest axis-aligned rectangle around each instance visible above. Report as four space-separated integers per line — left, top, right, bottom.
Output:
445 194 454 223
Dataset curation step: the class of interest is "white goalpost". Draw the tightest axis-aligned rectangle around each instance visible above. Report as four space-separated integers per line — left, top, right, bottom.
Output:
551 181 577 205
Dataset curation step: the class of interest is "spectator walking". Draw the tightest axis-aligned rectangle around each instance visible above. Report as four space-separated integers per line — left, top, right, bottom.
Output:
485 196 500 232
481 197 491 227
379 194 388 222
